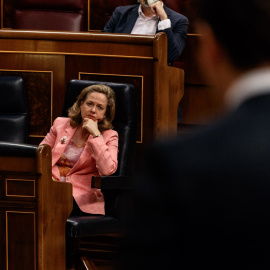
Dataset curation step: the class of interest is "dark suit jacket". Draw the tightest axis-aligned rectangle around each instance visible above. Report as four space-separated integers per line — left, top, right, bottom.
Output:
118 94 270 269
103 4 188 64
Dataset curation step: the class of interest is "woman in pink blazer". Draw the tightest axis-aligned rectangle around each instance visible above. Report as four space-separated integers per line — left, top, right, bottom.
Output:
40 84 118 215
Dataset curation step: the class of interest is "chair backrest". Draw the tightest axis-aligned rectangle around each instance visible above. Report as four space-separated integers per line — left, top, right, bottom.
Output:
0 76 28 143
62 80 137 175
13 0 85 31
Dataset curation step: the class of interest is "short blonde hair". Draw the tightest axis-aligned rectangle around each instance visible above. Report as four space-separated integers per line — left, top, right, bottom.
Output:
68 84 116 131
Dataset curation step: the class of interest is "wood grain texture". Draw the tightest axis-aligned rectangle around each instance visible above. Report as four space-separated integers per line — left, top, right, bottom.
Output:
0 144 73 270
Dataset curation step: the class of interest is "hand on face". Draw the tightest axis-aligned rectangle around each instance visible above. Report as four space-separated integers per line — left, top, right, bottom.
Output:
82 117 101 137
150 1 167 20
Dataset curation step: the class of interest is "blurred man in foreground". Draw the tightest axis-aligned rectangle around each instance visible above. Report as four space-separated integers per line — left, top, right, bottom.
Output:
117 0 270 269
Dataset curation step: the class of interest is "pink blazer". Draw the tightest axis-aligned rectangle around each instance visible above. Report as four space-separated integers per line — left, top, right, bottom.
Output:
40 117 118 214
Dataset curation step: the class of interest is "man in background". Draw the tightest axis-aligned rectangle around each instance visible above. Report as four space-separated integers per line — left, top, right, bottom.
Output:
104 0 188 122
103 0 188 65
117 0 270 269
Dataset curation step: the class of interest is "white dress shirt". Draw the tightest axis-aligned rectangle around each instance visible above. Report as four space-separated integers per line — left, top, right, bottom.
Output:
131 4 171 35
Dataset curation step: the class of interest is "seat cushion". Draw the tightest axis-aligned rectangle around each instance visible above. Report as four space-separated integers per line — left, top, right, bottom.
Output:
66 215 124 238
0 141 37 157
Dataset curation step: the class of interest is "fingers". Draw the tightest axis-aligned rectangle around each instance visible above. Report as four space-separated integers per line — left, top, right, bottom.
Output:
150 5 157 15
83 118 95 129
82 118 100 136
83 117 97 123
150 1 167 20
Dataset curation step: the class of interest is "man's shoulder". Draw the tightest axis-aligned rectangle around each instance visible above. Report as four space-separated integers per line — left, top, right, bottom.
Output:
146 114 237 162
164 5 188 22
52 117 71 127
114 4 139 14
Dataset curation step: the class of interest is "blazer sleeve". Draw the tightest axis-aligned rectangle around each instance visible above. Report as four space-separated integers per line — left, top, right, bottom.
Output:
86 130 118 176
163 14 188 64
103 7 121 33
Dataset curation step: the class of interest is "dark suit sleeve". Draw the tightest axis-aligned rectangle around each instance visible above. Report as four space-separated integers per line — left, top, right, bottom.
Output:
162 15 188 64
103 7 121 33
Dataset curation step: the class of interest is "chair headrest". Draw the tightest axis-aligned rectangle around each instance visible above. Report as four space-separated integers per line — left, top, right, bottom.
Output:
0 141 37 157
0 76 28 114
63 80 137 124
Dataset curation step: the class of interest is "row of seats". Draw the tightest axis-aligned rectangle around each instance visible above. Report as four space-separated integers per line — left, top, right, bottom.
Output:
0 76 137 269
10 0 184 32
7 0 184 68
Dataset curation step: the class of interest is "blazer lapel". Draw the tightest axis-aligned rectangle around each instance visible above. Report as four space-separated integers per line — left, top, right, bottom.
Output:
68 143 92 175
124 7 139 33
51 125 77 165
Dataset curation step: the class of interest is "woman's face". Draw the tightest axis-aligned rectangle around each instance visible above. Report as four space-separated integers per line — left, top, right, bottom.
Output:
80 92 108 122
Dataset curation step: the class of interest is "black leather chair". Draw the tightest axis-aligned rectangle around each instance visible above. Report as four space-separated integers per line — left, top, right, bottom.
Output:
0 76 28 143
64 80 137 269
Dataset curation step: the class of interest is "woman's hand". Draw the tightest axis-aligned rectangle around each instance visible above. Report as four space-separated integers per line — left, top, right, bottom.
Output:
82 117 101 137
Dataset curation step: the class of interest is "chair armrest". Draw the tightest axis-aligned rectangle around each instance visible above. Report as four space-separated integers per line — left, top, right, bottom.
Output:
91 175 137 189
91 176 137 222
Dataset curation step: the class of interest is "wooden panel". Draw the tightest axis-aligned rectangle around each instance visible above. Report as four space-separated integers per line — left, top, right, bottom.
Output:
0 157 36 172
1 0 13 29
6 211 36 270
6 179 35 198
179 34 226 126
0 144 73 270
0 207 5 270
180 84 225 125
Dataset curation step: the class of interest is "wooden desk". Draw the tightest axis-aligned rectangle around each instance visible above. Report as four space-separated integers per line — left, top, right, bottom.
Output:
0 30 184 167
0 144 73 270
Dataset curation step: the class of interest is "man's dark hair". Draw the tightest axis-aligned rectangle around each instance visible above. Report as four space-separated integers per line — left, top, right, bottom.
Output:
193 0 270 70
